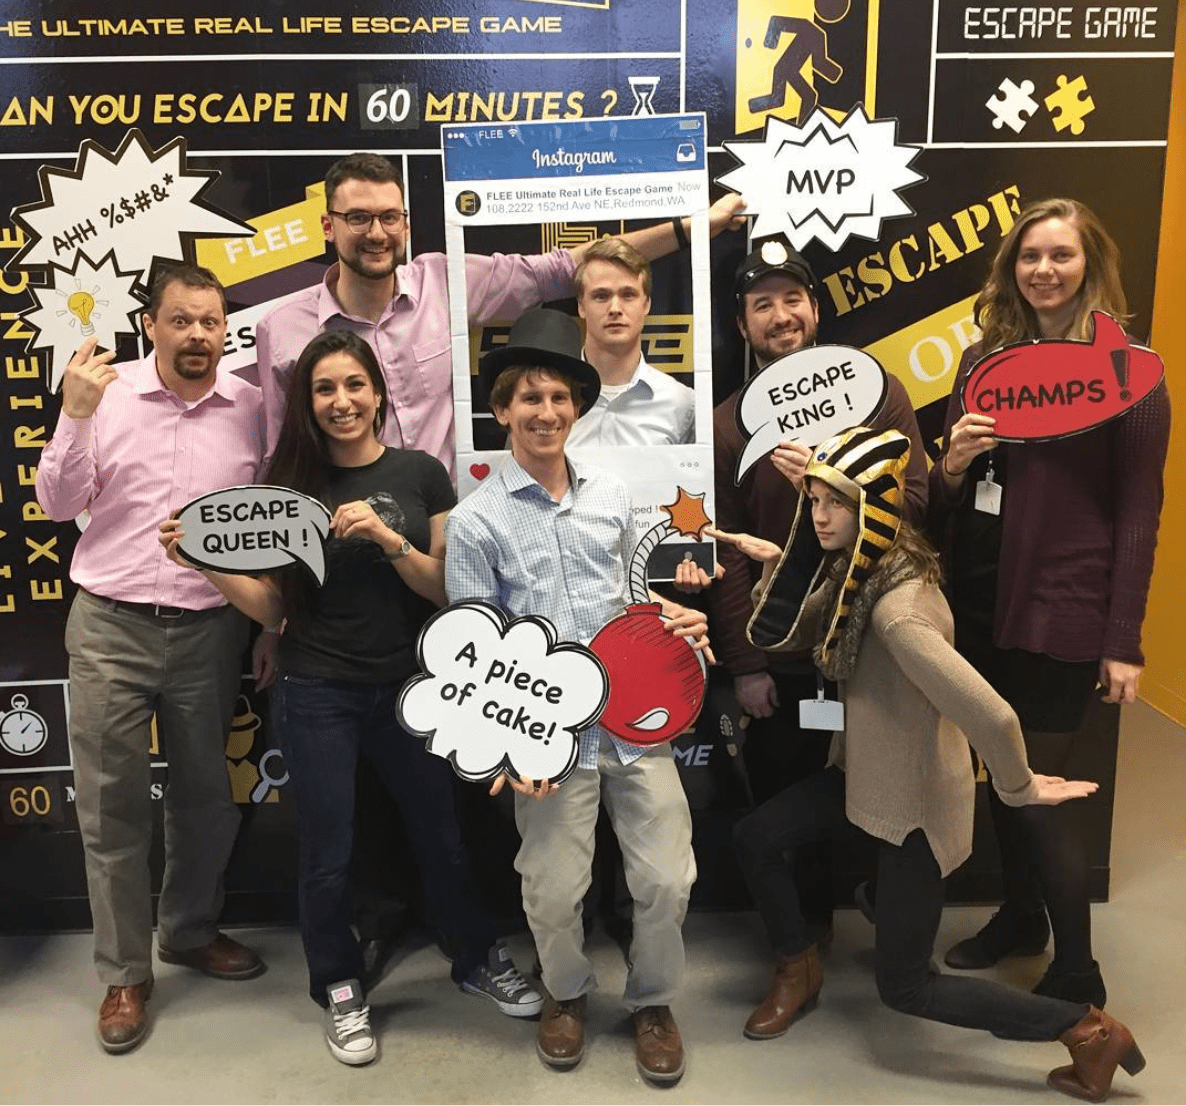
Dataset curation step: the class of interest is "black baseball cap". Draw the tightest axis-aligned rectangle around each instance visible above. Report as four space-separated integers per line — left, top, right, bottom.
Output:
734 240 818 307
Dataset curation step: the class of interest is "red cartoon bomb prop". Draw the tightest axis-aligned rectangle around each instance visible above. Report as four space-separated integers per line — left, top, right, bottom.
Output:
961 312 1164 441
589 602 707 746
587 487 712 746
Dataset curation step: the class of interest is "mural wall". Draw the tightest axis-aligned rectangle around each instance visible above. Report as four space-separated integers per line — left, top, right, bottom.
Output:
0 0 1177 926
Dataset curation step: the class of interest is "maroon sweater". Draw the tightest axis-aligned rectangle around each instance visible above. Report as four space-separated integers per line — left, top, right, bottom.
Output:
929 344 1170 665
710 371 929 677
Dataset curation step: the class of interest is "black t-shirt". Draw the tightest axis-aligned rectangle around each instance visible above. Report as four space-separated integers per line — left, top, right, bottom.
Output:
279 448 456 684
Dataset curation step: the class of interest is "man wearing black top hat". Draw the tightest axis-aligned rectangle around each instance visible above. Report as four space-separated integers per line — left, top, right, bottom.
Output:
445 308 711 1085
708 241 928 912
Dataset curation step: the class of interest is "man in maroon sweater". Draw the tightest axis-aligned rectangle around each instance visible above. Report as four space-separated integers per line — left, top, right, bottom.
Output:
708 240 928 930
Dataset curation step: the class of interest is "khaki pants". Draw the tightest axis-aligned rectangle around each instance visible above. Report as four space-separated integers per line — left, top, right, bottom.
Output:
65 589 247 986
514 737 695 1010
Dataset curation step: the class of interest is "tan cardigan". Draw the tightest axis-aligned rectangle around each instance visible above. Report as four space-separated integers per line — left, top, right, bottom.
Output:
760 576 1040 877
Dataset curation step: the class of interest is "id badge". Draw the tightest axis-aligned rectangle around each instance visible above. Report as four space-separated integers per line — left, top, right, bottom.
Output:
974 479 1002 515
974 459 1002 516
799 697 844 731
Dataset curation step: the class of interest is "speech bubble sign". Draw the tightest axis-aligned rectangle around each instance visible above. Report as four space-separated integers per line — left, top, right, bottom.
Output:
717 105 924 251
733 345 888 484
398 602 608 785
961 312 1166 442
9 128 254 277
588 602 707 747
20 250 144 392
175 486 332 584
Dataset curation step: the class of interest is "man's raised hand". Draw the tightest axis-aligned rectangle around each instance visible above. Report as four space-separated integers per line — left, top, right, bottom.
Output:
61 336 118 419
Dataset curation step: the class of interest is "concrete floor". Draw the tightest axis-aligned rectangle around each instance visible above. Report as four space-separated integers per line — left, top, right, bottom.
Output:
2 699 1183 1104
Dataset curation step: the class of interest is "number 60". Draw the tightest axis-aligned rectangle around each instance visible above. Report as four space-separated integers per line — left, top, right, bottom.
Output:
366 86 412 124
8 785 51 818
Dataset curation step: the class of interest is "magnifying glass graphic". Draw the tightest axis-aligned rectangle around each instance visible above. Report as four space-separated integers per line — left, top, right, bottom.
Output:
250 748 289 803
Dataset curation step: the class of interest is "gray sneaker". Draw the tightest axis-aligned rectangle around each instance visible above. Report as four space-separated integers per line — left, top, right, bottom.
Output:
324 979 377 1065
461 941 544 1017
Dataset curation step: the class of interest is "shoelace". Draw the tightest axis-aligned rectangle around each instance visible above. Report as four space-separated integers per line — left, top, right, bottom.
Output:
490 967 530 996
637 1009 671 1035
333 1004 371 1037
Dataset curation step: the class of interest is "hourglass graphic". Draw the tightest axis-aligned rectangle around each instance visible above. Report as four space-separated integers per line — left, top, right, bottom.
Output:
628 76 660 116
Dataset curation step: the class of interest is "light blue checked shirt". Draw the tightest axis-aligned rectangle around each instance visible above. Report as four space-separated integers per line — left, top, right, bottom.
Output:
445 454 642 768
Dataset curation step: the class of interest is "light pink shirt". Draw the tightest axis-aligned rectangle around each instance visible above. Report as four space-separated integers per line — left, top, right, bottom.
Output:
255 250 577 477
35 352 265 610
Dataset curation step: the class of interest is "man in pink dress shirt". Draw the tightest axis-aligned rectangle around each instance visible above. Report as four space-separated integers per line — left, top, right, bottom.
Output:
35 264 267 1054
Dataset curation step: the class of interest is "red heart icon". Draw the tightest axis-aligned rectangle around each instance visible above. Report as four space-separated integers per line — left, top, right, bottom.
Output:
470 463 491 480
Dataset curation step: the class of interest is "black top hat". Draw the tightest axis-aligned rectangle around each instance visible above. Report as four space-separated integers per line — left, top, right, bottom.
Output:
480 308 602 415
735 239 818 305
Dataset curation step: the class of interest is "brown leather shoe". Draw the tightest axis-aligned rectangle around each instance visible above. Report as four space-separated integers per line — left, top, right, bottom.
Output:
158 932 265 980
634 1005 685 1084
537 995 586 1069
97 978 153 1054
1047 1005 1145 1101
744 945 822 1040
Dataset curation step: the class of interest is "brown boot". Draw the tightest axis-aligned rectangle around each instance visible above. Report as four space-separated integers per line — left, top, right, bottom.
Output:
537 995 586 1069
97 978 153 1054
633 1005 685 1084
1047 1006 1145 1102
157 933 265 980
743 946 822 1040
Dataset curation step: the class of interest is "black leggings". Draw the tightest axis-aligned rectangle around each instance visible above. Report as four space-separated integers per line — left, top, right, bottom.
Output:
956 628 1100 972
985 728 1094 970
734 768 1088 1041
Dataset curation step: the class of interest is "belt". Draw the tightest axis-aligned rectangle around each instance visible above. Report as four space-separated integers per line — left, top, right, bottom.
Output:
83 590 223 623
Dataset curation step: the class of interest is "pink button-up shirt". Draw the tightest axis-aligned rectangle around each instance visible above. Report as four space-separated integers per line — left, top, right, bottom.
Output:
35 352 264 610
255 249 577 477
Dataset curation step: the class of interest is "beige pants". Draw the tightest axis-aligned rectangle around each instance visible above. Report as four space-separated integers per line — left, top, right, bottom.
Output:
65 589 247 986
514 737 696 1009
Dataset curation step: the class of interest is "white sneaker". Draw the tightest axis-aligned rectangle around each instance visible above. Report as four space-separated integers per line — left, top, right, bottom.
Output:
324 979 377 1065
460 940 544 1017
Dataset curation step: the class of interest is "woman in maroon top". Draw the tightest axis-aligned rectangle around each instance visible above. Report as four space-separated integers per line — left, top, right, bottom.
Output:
929 198 1170 1007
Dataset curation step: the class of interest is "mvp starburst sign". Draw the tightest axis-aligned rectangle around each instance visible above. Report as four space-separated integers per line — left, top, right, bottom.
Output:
717 105 924 251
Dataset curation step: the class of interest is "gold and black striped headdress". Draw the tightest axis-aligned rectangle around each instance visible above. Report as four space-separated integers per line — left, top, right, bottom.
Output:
747 427 910 668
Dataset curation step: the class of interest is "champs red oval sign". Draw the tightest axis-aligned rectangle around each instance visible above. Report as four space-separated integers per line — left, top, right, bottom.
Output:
961 312 1164 442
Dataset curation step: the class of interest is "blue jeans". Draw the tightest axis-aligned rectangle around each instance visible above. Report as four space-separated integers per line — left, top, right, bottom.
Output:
273 674 498 1005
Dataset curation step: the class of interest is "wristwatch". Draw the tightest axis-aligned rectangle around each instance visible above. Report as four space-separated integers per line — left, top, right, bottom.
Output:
386 538 412 562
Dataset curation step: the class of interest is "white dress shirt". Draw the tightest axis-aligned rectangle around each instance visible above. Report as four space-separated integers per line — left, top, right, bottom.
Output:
566 353 695 449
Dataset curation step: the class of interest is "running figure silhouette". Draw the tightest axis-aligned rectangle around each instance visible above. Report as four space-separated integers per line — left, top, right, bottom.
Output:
748 0 851 122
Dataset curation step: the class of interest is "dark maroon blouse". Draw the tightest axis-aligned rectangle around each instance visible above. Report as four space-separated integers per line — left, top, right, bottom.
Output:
929 343 1170 666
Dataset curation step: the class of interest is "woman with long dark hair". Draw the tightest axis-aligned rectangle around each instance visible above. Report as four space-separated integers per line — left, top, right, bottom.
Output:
931 199 1170 1007
711 426 1145 1102
160 330 541 1066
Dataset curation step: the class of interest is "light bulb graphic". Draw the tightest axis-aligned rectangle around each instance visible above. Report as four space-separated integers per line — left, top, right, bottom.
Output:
67 290 96 335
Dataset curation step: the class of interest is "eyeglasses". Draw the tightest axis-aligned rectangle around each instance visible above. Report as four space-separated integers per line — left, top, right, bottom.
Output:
327 209 408 233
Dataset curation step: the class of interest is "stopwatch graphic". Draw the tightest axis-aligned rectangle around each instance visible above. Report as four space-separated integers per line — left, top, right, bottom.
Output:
1 694 49 756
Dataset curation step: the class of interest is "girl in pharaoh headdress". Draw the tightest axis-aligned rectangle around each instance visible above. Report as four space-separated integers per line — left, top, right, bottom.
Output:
709 425 1143 1102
